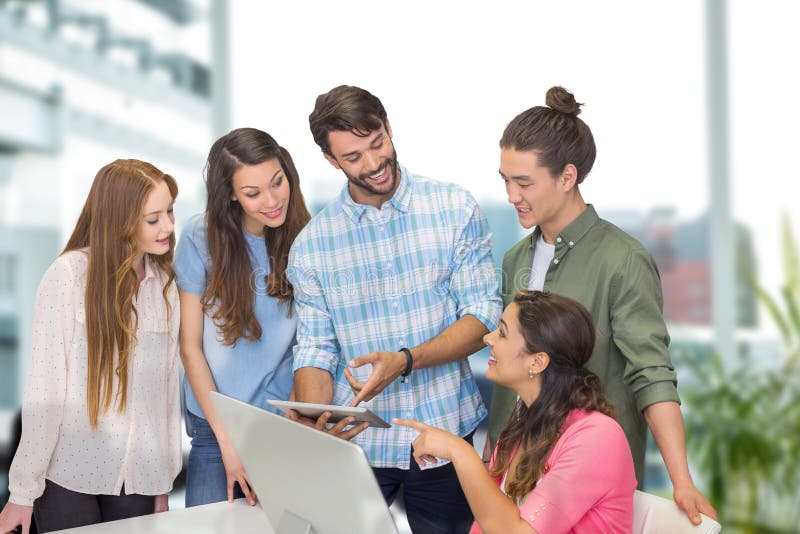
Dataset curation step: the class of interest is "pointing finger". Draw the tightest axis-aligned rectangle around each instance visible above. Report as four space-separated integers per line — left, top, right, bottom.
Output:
348 354 375 368
344 368 365 392
351 377 379 406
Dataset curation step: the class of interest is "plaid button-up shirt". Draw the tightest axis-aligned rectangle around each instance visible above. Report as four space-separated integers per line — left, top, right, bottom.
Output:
287 167 501 468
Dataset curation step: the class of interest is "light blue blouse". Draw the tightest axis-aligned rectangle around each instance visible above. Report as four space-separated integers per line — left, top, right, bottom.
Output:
174 214 296 418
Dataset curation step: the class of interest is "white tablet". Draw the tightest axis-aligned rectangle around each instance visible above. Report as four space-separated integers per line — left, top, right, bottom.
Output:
267 400 392 429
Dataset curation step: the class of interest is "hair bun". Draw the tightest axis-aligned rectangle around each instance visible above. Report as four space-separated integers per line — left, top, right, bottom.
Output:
545 86 582 116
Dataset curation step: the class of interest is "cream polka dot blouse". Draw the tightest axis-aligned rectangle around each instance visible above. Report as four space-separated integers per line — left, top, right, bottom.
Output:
7 249 182 506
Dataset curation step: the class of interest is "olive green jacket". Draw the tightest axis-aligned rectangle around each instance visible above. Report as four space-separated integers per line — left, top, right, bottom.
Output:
486 205 679 485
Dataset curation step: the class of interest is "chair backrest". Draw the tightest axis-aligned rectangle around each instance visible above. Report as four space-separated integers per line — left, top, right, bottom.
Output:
633 490 721 534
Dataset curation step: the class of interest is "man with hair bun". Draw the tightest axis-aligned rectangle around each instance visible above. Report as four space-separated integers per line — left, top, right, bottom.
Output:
486 86 717 526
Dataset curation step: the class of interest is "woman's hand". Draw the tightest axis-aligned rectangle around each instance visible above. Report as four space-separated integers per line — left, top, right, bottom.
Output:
394 418 470 466
218 440 257 506
0 502 33 534
154 494 169 513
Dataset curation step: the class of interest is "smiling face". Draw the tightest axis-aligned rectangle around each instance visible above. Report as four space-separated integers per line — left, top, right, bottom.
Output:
483 302 549 405
231 158 291 235
324 120 399 208
500 148 573 233
134 180 175 257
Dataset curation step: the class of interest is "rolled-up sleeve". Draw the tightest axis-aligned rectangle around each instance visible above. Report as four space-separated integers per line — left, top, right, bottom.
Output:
8 258 73 506
287 246 341 375
448 196 502 332
610 248 680 412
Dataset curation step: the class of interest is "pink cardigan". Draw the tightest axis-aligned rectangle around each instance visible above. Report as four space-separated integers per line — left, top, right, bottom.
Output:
470 409 636 534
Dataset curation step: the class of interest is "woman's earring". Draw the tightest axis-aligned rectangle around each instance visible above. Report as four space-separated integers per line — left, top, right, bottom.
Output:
528 368 536 380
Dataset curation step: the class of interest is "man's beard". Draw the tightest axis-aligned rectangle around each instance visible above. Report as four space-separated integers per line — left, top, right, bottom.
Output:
344 148 399 197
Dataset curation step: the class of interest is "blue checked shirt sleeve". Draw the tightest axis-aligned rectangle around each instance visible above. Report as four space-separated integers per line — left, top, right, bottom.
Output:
287 246 341 375
448 196 502 331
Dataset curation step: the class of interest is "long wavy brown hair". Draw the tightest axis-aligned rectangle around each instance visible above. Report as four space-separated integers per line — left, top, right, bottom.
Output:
490 290 616 503
203 128 310 345
63 159 178 429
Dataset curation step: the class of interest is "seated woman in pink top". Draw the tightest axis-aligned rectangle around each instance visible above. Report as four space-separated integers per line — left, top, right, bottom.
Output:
396 290 636 534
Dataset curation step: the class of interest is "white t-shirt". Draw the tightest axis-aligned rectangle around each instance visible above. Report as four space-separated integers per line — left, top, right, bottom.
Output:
528 234 555 291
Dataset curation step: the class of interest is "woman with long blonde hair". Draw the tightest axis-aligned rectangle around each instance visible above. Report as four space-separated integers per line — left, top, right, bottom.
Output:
0 160 182 533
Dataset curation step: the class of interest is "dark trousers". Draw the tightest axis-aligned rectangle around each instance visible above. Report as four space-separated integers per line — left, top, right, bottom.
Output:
373 432 474 534
33 479 155 533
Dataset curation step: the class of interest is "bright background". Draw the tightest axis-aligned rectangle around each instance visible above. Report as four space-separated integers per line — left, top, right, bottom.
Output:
1 1 798 530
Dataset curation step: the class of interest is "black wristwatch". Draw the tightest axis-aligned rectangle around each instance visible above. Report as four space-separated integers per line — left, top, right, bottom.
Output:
399 348 413 383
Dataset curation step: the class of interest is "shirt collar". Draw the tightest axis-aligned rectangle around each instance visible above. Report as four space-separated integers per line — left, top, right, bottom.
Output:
339 165 412 224
142 253 157 281
528 204 599 249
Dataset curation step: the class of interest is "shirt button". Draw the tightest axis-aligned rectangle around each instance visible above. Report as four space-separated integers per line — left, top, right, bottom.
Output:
556 237 562 243
406 412 412 417
393 302 399 308
569 241 574 247
553 259 559 265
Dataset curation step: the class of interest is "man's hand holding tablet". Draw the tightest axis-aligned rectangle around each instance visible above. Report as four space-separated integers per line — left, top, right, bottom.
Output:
269 400 389 441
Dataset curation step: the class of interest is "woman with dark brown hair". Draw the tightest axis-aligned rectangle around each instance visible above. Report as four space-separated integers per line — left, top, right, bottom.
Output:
0 160 181 533
175 128 311 507
396 291 636 533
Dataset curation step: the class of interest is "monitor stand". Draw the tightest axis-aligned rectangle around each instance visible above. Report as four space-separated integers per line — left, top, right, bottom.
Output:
277 510 314 534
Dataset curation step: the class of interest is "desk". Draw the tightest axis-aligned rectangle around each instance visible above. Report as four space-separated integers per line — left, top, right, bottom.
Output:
52 499 274 533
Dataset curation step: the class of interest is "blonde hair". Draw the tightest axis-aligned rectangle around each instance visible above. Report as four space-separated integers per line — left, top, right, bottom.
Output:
63 159 178 428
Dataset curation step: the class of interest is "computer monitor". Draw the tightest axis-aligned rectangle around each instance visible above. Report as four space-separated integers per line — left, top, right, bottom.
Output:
210 391 399 534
